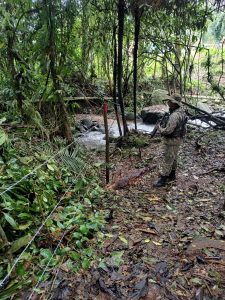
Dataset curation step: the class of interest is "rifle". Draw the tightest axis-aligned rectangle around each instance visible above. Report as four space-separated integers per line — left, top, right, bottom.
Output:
150 112 169 138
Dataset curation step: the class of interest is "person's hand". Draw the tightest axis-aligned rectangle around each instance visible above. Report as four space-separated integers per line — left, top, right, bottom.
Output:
155 121 160 129
158 124 162 132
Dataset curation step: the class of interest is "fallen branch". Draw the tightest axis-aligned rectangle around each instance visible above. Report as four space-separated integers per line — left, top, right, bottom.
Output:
187 237 225 252
107 165 156 190
199 166 225 176
186 94 222 101
205 259 225 267
182 100 225 127
1 123 36 130
64 96 116 101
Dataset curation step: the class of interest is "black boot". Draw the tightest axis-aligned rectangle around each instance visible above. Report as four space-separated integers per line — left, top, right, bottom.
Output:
153 175 168 187
168 170 176 182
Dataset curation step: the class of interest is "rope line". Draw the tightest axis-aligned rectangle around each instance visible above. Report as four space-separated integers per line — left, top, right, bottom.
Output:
27 229 68 300
0 184 73 289
0 71 116 291
0 157 89 289
0 140 77 197
27 163 90 299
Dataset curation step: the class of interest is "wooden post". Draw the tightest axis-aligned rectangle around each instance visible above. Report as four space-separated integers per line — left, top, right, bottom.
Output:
103 101 110 184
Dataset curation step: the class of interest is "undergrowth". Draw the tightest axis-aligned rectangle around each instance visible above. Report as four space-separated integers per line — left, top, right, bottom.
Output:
0 130 106 299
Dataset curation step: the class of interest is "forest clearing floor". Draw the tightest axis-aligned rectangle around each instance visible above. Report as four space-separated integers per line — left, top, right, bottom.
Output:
52 129 225 300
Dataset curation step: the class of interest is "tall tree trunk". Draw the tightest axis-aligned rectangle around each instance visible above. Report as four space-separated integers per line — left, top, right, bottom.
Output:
117 0 128 136
153 56 157 78
161 54 166 80
133 9 141 131
174 44 182 94
46 0 73 143
81 0 89 75
6 4 24 115
165 59 170 94
113 25 122 136
6 35 24 115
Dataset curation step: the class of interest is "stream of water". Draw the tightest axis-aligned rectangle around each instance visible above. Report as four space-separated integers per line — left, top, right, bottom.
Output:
78 118 213 150
78 120 155 150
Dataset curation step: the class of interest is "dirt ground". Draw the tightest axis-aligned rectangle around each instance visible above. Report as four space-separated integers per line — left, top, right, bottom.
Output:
52 127 225 300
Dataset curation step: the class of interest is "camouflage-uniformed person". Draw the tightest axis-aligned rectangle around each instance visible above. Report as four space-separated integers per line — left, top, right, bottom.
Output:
153 94 187 187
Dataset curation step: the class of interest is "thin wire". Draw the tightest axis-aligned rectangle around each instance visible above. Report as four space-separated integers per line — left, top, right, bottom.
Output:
28 164 90 300
0 70 115 290
27 230 68 300
0 140 77 197
0 160 88 289
29 152 101 299
47 265 61 300
0 184 73 289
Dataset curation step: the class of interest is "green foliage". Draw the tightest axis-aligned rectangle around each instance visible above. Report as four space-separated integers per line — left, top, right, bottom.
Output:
201 49 225 98
10 235 31 253
0 0 223 120
113 132 149 148
210 12 225 42
58 147 85 173
0 128 7 146
0 0 224 297
151 89 168 105
0 136 106 295
23 101 48 135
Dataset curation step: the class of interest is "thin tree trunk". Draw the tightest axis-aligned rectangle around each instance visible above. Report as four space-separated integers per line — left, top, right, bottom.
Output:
46 0 73 143
106 53 113 94
117 0 128 136
103 102 110 184
81 0 89 75
165 59 170 94
133 9 141 131
161 54 166 80
174 44 182 94
6 4 24 115
113 25 122 136
153 55 157 78
6 37 24 114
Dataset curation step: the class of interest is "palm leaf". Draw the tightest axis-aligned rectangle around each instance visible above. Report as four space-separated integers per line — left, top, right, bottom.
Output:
57 146 86 173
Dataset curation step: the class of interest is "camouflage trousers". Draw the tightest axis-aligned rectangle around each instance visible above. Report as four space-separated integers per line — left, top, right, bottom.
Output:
160 138 183 176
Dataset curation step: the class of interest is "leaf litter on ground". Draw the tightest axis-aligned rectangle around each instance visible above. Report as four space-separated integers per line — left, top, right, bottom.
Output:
47 129 225 299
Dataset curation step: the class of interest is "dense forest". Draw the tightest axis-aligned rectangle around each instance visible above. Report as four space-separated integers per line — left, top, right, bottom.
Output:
0 0 225 299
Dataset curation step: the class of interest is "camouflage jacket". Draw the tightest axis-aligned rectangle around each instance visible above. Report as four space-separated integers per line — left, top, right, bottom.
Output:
159 107 187 139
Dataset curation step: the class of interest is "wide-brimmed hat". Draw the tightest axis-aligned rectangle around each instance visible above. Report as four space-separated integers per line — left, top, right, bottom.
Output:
162 93 182 106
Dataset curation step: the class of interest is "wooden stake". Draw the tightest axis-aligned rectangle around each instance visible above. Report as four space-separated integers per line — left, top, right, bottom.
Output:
103 101 110 184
